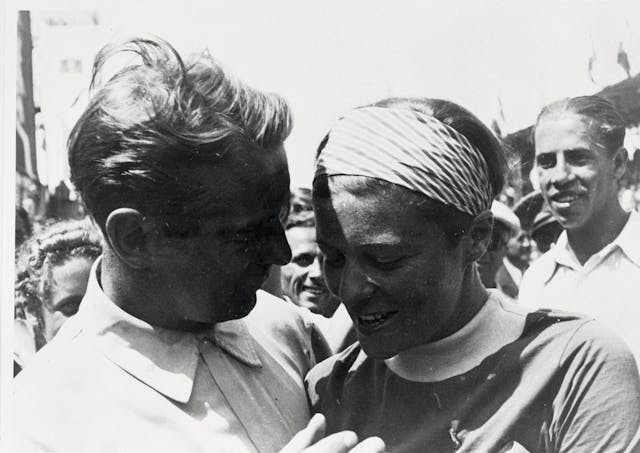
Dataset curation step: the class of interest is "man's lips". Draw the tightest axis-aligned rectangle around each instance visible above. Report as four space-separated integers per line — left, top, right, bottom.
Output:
549 191 586 204
301 285 327 295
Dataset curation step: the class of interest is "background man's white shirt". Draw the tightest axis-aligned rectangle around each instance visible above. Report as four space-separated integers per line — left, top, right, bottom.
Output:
519 210 640 365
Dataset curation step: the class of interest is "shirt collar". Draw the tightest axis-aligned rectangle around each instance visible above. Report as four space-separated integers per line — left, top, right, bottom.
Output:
544 210 640 283
612 210 640 266
549 230 574 271
77 258 262 403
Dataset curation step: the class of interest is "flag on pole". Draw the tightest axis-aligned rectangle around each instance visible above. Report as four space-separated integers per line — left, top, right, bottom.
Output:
490 119 502 138
497 97 506 124
617 42 632 79
16 11 38 180
491 96 507 138
588 50 597 83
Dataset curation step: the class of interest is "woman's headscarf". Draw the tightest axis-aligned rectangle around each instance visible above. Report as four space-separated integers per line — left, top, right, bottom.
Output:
314 106 493 216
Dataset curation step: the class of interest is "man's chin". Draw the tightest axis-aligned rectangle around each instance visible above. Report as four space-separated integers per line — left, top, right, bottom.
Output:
298 293 337 317
550 205 588 229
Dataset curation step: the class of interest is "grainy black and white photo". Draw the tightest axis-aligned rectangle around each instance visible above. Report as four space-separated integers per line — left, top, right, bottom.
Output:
5 1 640 452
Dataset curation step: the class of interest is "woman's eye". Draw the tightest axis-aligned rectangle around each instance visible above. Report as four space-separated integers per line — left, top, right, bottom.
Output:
371 256 402 269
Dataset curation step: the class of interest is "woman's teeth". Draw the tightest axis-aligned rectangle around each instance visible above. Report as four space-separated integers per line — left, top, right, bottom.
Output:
359 312 395 325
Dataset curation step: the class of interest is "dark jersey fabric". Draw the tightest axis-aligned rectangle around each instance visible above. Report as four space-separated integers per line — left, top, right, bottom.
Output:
306 310 640 453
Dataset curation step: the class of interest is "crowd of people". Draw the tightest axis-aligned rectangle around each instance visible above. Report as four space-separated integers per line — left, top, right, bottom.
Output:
12 36 640 453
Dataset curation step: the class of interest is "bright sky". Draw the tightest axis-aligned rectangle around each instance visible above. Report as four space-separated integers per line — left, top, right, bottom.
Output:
24 0 640 186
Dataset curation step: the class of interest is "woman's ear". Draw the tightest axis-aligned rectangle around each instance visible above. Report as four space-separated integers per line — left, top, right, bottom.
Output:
467 211 493 263
105 208 156 269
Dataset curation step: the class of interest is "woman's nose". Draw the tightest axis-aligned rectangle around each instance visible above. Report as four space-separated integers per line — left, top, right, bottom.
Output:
339 260 376 309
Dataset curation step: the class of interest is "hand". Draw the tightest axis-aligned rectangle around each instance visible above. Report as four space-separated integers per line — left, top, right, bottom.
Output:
280 413 386 453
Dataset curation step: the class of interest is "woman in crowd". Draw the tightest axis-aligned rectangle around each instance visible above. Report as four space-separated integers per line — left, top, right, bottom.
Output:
306 97 640 452
15 218 102 374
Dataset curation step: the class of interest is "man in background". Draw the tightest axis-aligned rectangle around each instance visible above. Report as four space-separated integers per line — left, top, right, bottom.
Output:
281 188 354 353
520 95 640 364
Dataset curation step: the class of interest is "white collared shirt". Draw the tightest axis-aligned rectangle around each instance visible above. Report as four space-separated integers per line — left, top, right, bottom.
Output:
12 260 317 453
520 210 640 362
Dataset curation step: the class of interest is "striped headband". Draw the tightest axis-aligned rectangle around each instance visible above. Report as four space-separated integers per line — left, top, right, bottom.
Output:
314 106 493 216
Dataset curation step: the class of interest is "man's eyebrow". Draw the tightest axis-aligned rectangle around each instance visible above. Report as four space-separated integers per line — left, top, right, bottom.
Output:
564 147 593 154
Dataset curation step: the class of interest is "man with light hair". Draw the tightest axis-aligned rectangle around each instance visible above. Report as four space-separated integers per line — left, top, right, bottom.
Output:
520 95 640 364
12 37 383 453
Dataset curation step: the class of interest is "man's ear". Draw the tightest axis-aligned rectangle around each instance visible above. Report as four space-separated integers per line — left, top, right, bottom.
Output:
466 211 493 263
105 208 157 269
613 147 628 181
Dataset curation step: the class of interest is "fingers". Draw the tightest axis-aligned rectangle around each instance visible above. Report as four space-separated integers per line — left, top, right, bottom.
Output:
348 436 386 453
302 431 359 453
279 413 327 453
279 414 387 453
304 432 386 453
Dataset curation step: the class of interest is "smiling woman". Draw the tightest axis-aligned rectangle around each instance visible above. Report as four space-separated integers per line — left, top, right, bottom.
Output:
306 97 640 452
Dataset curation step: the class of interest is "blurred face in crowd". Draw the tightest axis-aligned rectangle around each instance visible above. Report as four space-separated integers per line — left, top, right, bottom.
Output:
477 222 511 287
505 230 534 270
41 256 93 341
314 177 473 359
150 146 292 326
281 226 341 317
534 114 622 231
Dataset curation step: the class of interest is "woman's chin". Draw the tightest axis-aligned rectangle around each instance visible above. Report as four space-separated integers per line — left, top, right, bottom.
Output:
359 335 401 360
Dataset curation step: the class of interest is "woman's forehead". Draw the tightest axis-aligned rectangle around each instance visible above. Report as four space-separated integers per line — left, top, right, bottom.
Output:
315 180 440 243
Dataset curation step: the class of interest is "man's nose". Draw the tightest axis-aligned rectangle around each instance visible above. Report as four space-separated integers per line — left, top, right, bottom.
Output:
549 156 574 186
308 255 323 280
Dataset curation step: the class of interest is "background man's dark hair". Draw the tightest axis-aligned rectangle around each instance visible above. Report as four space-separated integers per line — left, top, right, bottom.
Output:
535 95 626 155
